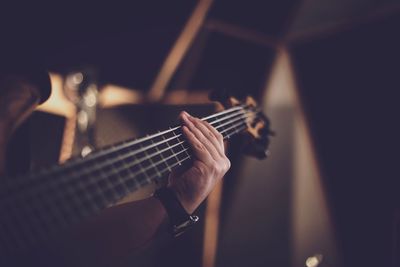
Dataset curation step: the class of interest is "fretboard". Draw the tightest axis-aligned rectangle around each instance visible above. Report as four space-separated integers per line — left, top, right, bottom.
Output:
0 105 252 252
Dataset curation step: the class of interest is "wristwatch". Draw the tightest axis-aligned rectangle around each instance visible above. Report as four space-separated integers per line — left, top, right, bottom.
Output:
154 187 199 237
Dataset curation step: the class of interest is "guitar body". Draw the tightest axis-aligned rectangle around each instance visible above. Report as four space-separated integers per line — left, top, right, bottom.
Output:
0 73 272 267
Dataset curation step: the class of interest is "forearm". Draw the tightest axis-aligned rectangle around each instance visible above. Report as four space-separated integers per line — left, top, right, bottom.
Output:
59 197 167 266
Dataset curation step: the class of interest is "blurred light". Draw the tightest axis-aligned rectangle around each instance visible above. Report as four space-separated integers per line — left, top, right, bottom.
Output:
148 0 213 102
71 72 83 85
163 90 210 104
83 85 98 107
263 48 338 266
77 110 88 132
99 85 144 107
37 73 76 118
81 146 93 158
306 254 323 267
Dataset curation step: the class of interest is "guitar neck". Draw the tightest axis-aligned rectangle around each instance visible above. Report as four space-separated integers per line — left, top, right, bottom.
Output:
0 105 251 251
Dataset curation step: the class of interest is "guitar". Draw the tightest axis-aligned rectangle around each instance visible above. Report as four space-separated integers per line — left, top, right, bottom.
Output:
0 82 272 261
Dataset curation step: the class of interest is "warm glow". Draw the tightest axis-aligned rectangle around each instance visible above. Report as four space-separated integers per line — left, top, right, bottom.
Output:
36 73 76 118
203 181 223 267
99 85 144 107
163 90 211 104
148 0 214 101
264 47 338 266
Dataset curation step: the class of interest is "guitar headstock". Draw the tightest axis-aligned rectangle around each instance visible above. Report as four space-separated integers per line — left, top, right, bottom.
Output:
210 92 273 159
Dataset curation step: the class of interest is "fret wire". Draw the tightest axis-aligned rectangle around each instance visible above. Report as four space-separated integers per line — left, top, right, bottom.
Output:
139 139 162 177
79 116 251 193
131 152 152 184
111 111 250 171
64 106 245 168
130 107 249 187
3 107 249 189
150 134 170 172
90 117 251 186
172 129 191 159
0 115 253 251
59 107 246 172
1 160 135 248
135 154 192 186
3 107 247 200
72 139 189 193
160 133 175 171
1 109 254 202
85 112 251 178
18 137 188 207
133 118 251 182
2 109 254 206
3 107 253 218
2 107 252 207
122 143 192 186
167 127 185 166
0 107 256 252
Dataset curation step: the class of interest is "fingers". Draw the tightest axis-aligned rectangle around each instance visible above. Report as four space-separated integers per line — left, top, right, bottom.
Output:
180 111 231 173
180 112 221 161
196 116 225 153
181 125 213 165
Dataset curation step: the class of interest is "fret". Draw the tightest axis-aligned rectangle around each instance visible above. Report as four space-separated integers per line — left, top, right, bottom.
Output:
0 106 253 253
111 151 131 196
93 163 118 205
161 128 182 167
164 129 188 164
150 134 170 172
172 128 191 160
156 136 174 165
155 143 190 170
139 139 162 177
129 149 152 184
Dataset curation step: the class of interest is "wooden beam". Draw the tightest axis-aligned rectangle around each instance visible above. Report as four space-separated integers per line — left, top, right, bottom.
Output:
204 19 281 48
148 0 214 102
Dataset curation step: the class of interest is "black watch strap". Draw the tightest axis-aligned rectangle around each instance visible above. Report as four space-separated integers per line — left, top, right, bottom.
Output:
154 187 199 237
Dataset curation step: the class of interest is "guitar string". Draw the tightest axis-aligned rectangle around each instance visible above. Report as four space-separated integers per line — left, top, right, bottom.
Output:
2 106 253 190
74 110 255 179
42 115 251 210
1 115 251 230
0 106 251 201
0 107 256 211
43 111 255 193
119 117 250 186
65 106 247 166
87 113 255 188
77 105 250 164
0 115 252 247
2 110 256 202
0 107 259 250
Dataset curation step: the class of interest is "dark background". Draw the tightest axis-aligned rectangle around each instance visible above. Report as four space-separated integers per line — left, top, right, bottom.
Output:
2 0 400 266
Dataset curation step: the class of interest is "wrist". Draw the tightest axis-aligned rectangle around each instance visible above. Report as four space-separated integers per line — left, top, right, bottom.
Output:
168 186 197 214
153 187 199 237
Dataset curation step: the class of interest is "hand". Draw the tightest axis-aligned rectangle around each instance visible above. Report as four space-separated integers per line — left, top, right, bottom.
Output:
168 111 231 214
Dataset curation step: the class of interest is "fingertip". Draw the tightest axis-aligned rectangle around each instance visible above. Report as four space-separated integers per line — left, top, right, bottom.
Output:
182 125 191 134
180 111 191 118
